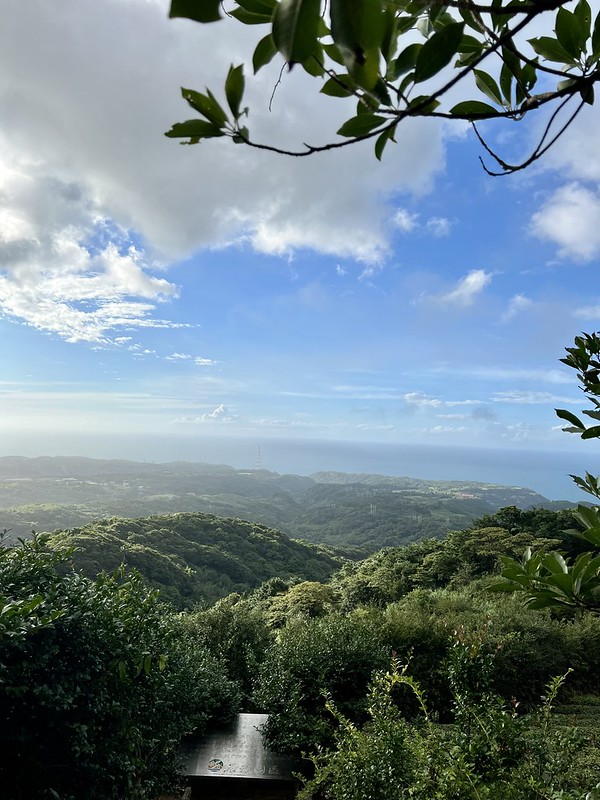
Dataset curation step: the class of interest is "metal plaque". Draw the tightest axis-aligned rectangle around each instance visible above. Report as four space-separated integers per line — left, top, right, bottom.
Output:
180 714 297 782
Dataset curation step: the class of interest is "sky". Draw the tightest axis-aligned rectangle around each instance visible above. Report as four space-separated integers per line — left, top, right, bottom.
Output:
1 0 600 500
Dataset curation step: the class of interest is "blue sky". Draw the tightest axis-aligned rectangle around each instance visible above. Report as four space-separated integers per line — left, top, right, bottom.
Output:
1 0 599 498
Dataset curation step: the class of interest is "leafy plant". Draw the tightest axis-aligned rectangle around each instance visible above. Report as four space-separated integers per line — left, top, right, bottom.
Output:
0 534 238 800
167 0 600 174
298 630 594 799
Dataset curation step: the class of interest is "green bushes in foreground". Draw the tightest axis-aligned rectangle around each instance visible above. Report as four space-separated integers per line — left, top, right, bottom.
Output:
299 632 600 800
0 535 239 800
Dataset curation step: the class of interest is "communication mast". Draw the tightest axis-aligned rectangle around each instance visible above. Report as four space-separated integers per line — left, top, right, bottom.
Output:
255 445 262 470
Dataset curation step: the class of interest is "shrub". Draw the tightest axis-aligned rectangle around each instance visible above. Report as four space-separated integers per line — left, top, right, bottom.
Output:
0 535 239 800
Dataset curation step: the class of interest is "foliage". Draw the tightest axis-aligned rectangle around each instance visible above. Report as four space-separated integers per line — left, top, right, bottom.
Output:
167 0 600 174
183 592 273 705
47 512 342 608
497 332 600 616
298 631 597 800
253 614 390 754
0 534 238 800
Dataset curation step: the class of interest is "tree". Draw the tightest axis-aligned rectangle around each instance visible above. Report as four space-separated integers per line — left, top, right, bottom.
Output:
494 332 600 616
0 534 239 800
166 0 600 174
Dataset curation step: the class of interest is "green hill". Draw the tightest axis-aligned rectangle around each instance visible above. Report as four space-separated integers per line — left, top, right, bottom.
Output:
48 512 346 607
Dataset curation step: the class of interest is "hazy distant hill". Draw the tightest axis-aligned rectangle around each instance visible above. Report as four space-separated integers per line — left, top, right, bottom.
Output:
0 456 570 549
48 512 344 608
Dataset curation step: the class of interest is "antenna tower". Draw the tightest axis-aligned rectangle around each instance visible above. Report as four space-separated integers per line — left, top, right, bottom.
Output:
256 445 262 470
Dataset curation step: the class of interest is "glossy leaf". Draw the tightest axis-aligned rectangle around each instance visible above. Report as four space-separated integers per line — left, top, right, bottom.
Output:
337 113 387 137
450 100 498 117
181 88 228 127
574 0 592 42
555 408 585 429
321 75 356 97
253 33 278 73
473 69 503 106
169 0 221 22
555 7 585 59
391 43 422 80
225 64 245 118
374 123 396 161
330 0 385 90
230 6 273 24
165 119 224 140
529 35 577 65
236 0 276 13
414 22 464 84
272 0 321 63
592 9 600 57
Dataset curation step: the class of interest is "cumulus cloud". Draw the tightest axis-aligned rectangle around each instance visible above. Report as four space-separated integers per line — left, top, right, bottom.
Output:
392 209 419 233
425 216 452 237
0 153 182 342
438 269 492 307
0 0 449 282
530 183 600 261
501 293 533 322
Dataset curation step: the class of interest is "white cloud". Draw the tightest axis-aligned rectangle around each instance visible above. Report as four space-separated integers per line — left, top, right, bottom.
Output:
492 390 580 404
530 183 600 261
167 352 192 360
195 357 217 366
425 216 452 237
575 303 600 319
501 293 533 322
438 269 492 307
0 153 181 342
0 0 449 277
392 209 419 233
404 392 444 408
202 404 236 422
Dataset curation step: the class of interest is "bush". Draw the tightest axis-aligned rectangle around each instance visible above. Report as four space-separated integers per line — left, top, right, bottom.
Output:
0 535 239 800
299 632 597 800
253 614 389 755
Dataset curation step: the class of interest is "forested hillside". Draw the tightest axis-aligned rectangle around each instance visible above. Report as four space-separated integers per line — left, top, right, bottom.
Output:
0 456 566 548
48 513 347 607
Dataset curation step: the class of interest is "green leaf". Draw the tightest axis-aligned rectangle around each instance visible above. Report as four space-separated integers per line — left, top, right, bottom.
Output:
391 43 422 80
337 114 387 137
581 83 595 105
374 123 396 161
181 88 228 126
253 33 278 73
236 0 276 13
555 7 584 59
529 35 577 65
273 0 321 63
581 425 600 439
323 43 346 66
555 408 585 429
230 6 273 24
473 69 503 106
165 119 225 140
407 95 440 114
321 75 356 97
301 43 325 76
592 10 600 58
169 0 221 22
457 35 485 55
574 0 592 43
450 100 498 117
330 0 385 90
500 61 513 106
225 64 245 118
414 22 464 83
